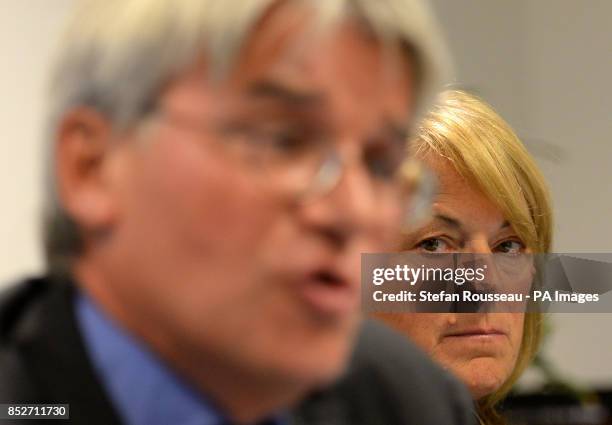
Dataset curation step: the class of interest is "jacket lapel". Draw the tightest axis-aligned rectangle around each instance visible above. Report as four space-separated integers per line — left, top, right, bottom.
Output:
15 279 123 424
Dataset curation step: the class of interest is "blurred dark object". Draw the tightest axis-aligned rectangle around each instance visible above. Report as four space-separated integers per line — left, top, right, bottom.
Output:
502 389 612 425
504 320 612 425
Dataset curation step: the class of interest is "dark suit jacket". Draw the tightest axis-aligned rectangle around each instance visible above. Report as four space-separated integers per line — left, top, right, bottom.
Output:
0 277 475 424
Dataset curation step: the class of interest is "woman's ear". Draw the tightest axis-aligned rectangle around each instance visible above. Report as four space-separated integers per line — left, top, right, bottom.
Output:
54 107 119 238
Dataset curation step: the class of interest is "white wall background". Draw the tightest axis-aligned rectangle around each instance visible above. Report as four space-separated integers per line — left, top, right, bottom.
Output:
0 0 74 283
0 0 610 388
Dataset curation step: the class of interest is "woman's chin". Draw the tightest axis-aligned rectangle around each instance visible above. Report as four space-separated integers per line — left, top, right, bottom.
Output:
453 358 510 400
468 380 503 401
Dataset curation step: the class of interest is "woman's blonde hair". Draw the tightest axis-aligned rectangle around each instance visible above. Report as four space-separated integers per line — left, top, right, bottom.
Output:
411 89 554 424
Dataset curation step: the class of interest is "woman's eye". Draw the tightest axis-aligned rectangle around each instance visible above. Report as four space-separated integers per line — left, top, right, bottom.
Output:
416 238 449 253
495 240 525 254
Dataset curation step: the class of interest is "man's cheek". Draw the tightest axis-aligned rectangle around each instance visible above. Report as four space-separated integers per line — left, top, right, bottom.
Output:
375 203 405 244
371 225 403 251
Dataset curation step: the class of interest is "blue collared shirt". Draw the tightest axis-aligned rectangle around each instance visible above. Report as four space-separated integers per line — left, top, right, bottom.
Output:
75 292 286 425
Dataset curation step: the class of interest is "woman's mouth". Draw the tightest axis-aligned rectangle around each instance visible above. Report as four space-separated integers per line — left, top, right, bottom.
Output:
444 327 508 341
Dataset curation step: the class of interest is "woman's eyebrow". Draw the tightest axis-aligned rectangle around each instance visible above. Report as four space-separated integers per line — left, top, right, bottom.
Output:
434 216 511 232
433 214 462 230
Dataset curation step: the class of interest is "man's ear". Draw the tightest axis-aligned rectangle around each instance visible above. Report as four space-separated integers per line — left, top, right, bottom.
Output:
55 107 119 236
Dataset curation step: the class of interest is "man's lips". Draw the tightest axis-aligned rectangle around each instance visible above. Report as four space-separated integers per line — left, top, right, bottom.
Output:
296 267 359 318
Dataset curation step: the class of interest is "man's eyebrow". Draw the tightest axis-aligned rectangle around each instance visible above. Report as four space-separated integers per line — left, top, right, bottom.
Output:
367 119 410 151
246 79 324 106
500 220 511 230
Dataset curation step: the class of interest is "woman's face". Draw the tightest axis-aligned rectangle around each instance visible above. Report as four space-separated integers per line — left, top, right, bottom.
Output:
377 154 526 399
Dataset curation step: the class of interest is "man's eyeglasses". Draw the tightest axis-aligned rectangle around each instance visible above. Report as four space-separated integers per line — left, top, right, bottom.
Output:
143 107 436 226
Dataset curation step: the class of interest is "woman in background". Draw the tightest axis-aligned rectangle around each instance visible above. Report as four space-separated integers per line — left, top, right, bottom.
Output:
376 90 553 424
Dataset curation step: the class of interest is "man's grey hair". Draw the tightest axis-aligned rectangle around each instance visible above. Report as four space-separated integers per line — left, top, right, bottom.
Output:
43 0 451 276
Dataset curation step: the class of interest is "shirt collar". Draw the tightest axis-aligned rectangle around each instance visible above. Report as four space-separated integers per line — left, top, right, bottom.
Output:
75 291 286 425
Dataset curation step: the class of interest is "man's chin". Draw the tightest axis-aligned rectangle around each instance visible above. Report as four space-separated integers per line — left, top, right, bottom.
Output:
245 336 351 394
287 340 355 390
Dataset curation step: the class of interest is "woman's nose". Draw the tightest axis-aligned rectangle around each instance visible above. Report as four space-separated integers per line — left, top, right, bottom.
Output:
465 237 492 254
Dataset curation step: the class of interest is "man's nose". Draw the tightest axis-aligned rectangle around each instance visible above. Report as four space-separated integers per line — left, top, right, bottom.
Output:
297 159 399 250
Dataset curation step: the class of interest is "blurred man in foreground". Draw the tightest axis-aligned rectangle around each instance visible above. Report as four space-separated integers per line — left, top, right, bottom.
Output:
0 0 473 424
